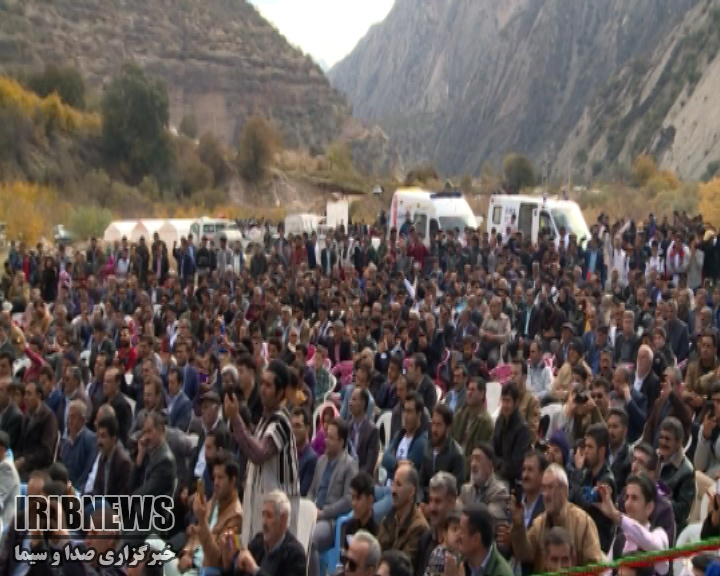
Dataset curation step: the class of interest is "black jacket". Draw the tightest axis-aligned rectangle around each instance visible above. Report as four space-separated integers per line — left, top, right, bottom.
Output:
659 452 696 532
0 402 22 452
633 370 661 415
418 436 465 502
569 461 617 554
240 531 307 576
610 443 632 496
492 409 531 485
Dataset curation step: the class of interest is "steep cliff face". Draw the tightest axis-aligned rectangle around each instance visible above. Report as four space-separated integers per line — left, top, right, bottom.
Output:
554 0 720 182
329 0 699 176
0 0 350 152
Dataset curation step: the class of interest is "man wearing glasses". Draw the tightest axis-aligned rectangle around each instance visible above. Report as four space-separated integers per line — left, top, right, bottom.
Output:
342 531 381 576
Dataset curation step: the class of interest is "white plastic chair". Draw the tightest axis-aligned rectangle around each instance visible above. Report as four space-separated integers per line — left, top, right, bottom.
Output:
79 350 91 367
700 492 712 524
296 498 317 555
188 434 200 450
491 407 500 424
674 523 703 576
540 403 563 439
123 394 136 417
485 382 502 413
323 373 339 401
435 384 444 404
377 410 393 450
312 400 338 439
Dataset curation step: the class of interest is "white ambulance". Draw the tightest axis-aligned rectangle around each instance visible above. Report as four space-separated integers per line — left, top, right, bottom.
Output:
486 194 590 246
389 188 478 245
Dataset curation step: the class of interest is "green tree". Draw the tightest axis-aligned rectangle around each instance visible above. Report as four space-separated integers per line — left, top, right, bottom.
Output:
27 64 86 109
502 153 535 191
101 63 172 185
198 133 231 186
237 117 280 183
326 140 354 173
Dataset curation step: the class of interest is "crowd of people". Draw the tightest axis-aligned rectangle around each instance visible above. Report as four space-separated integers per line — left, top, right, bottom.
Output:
1 207 720 576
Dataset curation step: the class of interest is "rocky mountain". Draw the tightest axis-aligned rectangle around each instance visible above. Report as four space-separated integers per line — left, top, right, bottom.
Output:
0 0 350 152
329 0 700 177
554 0 720 182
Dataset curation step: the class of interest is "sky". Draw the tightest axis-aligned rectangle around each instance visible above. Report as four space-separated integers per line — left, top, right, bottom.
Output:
249 0 394 67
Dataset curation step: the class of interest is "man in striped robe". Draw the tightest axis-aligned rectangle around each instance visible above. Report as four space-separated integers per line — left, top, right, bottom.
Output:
226 359 301 546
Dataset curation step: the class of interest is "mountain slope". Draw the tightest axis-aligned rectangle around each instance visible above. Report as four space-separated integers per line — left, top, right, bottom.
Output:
554 0 720 182
0 0 349 151
329 0 699 176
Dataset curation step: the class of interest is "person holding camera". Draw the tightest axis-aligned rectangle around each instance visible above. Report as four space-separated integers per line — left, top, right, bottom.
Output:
568 423 617 554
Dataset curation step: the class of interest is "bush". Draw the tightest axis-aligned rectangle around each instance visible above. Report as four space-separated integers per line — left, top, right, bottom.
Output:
27 65 86 109
0 182 57 243
630 154 657 187
326 140 354 174
179 115 198 139
502 152 535 191
237 116 280 184
198 133 232 186
404 163 440 186
101 64 172 184
68 206 113 240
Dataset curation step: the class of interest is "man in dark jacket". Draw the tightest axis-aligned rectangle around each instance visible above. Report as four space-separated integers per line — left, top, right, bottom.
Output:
0 375 22 452
16 381 59 480
569 423 617 554
419 404 464 502
492 383 531 485
657 416 696 533
229 490 306 576
408 352 437 414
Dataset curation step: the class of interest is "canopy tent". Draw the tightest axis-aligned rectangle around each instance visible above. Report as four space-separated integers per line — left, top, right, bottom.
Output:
103 221 136 244
132 219 167 243
129 221 150 243
155 220 184 250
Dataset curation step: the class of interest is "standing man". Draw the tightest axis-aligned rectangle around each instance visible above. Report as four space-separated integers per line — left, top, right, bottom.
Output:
225 359 301 546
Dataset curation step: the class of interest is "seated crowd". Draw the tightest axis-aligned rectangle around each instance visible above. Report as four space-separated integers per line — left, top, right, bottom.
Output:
1 211 720 576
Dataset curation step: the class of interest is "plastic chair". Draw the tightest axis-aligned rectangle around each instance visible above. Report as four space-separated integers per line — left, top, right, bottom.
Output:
435 384 444 404
700 492 712 524
323 358 332 371
377 411 393 450
319 512 353 576
296 498 317 555
434 348 451 391
312 401 339 439
124 394 137 417
79 350 91 367
188 434 200 450
674 523 703 576
540 403 563 439
485 382 503 413
323 373 339 402
489 364 512 385
331 361 355 387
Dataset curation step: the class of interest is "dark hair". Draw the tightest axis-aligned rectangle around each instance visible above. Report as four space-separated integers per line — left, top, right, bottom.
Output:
475 442 496 466
236 353 257 372
97 415 119 439
660 416 684 443
389 355 403 373
266 359 290 392
543 526 574 552
501 382 519 403
413 353 428 374
462 503 494 548
633 442 659 471
585 423 610 456
591 377 612 393
167 365 183 387
26 380 44 400
625 473 657 504
607 407 629 428
404 392 425 415
510 356 528 376
350 471 375 497
292 407 310 427
328 417 349 448
524 449 549 472
39 365 54 381
434 404 453 427
48 462 69 485
379 551 413 576
212 451 241 483
355 387 370 412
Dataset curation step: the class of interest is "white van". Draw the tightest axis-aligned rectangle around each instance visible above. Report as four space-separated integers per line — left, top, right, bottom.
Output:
389 188 478 245
486 194 590 246
189 217 242 244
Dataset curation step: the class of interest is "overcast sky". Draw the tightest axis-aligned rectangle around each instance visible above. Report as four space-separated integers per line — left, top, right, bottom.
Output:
250 0 394 67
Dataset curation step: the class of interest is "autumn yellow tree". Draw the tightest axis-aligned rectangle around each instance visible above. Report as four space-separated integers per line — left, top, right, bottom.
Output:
699 177 720 227
630 154 657 187
0 183 58 243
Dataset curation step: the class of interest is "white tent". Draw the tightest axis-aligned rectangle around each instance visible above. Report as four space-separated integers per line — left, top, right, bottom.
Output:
129 221 150 243
167 219 193 241
155 220 182 250
103 221 136 244
136 219 166 242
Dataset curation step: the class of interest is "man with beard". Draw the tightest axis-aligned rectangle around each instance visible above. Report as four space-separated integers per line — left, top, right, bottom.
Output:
460 444 510 525
115 325 138 378
419 405 464 503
